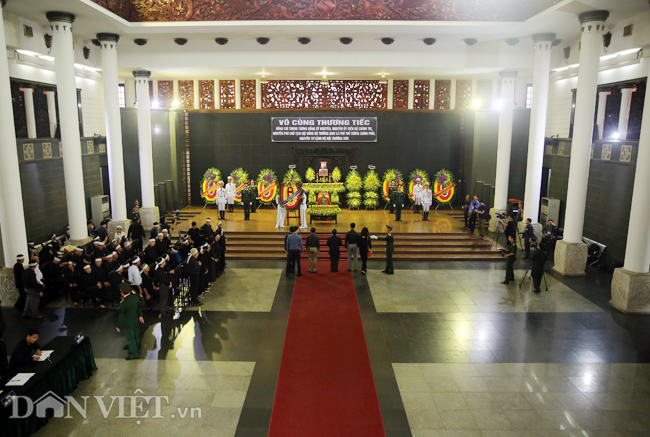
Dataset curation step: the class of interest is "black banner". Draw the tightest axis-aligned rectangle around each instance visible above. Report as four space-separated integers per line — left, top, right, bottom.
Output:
271 117 377 142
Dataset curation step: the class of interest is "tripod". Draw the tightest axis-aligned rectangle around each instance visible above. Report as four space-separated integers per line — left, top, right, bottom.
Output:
518 255 548 291
492 219 505 250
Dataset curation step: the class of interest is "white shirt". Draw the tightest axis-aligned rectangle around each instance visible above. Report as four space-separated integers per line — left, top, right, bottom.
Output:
217 188 227 202
128 265 142 286
226 183 236 194
413 184 423 197
35 265 43 285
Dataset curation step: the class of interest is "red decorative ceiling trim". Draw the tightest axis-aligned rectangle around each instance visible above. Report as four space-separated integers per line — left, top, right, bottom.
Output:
92 0 562 23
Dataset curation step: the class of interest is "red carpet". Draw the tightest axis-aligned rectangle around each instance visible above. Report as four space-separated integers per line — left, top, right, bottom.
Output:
268 260 386 437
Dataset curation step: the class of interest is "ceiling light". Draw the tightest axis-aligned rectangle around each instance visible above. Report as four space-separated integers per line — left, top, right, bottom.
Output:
174 38 188 45
423 38 436 46
381 37 394 45
298 37 311 45
16 49 54 62
612 132 620 140
464 38 478 46
260 74 268 84
321 75 329 84
215 38 228 45
257 37 270 45
505 38 519 46
134 38 147 46
379 74 387 84
340 37 352 45
472 100 481 109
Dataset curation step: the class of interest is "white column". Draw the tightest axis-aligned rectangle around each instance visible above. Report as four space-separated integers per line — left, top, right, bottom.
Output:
596 91 610 140
235 79 241 109
522 33 555 222
97 33 128 227
554 10 609 277
610 64 650 313
255 79 261 109
0 4 28 269
562 12 608 243
21 88 37 138
215 79 220 109
124 78 136 108
618 87 635 140
133 70 159 229
387 79 394 109
46 12 89 244
407 79 414 109
193 79 199 109
172 80 179 107
44 90 57 138
428 78 435 110
493 71 518 211
133 71 155 207
450 79 456 110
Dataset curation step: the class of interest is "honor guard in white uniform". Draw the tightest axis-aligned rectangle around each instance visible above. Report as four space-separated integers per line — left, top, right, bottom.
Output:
275 195 285 228
413 180 423 213
422 181 433 221
226 176 236 213
216 181 227 220
299 191 308 229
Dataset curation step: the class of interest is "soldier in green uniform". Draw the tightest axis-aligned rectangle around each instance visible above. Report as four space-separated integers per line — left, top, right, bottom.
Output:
394 184 406 222
501 234 517 284
388 180 397 214
373 225 394 274
241 181 253 221
116 282 144 360
250 183 259 213
531 242 548 293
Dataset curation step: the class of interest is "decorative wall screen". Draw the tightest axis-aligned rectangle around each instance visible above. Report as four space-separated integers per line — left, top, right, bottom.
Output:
220 80 236 109
240 80 256 109
157 80 173 108
179 80 194 109
199 80 215 109
262 80 387 109
434 80 451 110
392 80 409 109
413 80 430 109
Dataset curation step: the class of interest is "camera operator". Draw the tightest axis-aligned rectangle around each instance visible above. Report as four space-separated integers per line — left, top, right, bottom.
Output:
531 242 548 294
522 218 536 260
501 234 517 285
500 215 516 240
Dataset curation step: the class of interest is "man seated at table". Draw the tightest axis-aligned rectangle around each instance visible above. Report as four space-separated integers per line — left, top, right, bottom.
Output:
9 328 42 366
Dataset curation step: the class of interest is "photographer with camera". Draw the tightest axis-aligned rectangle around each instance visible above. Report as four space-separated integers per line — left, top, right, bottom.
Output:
531 242 548 293
501 234 517 284
499 215 516 240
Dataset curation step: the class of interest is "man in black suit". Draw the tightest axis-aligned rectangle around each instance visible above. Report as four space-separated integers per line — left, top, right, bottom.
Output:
327 229 343 272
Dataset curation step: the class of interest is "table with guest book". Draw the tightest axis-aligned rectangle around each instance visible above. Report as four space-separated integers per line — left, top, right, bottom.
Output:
0 336 97 437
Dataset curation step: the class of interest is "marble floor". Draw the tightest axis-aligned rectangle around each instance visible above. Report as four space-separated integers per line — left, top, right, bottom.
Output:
2 258 649 437
366 269 603 313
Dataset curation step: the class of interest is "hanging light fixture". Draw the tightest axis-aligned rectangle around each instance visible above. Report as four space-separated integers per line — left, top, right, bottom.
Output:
379 74 387 84
260 74 268 84
321 74 329 84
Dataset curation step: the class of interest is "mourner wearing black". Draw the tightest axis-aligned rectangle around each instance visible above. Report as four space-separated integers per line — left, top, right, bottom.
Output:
326 229 343 272
9 328 41 367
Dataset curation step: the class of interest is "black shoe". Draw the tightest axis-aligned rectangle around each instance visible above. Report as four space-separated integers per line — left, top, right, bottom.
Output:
387 272 394 275
296 273 303 277
381 270 387 273
534 289 541 294
501 281 510 284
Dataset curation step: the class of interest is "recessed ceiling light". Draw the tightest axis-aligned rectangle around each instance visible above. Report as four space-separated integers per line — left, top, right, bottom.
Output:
257 37 270 45
133 38 147 46
215 38 228 45
174 38 188 45
423 38 436 46
381 37 394 45
298 37 311 45
340 37 353 45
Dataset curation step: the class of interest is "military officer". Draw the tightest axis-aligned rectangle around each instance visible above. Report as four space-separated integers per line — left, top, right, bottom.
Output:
226 176 236 213
422 181 433 221
116 282 144 360
413 178 423 214
501 234 517 284
372 224 394 274
388 180 397 214
216 181 227 220
241 182 254 220
394 184 406 222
